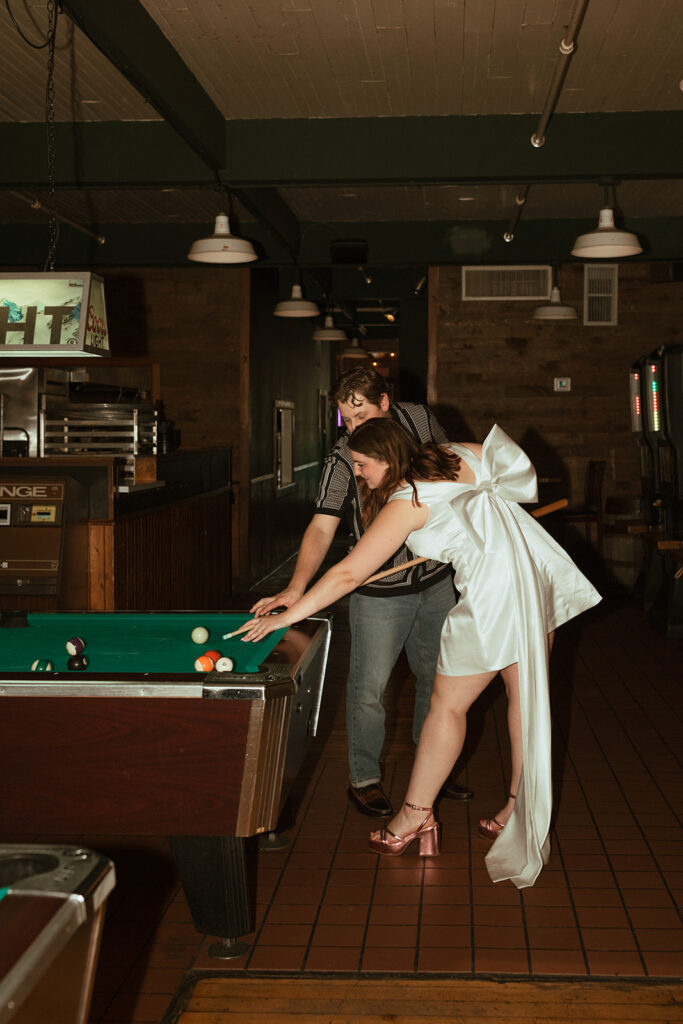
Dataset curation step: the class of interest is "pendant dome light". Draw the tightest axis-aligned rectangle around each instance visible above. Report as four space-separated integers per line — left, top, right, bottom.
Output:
339 336 369 358
571 186 642 259
532 267 578 321
274 283 320 318
187 212 257 264
312 314 347 341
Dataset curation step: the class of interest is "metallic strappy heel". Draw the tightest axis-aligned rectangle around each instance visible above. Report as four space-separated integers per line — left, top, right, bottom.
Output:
368 801 441 857
479 792 516 840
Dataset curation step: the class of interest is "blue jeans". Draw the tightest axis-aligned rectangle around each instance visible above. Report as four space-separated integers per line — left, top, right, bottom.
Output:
346 574 456 787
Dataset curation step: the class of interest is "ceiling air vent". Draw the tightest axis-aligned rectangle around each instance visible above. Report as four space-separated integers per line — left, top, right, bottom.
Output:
462 266 551 301
583 264 618 326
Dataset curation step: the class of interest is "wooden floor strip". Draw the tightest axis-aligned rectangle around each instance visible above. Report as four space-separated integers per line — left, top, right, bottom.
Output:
175 978 683 1023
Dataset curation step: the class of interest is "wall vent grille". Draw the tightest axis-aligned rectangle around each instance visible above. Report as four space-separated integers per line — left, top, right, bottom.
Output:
583 264 618 325
462 266 551 300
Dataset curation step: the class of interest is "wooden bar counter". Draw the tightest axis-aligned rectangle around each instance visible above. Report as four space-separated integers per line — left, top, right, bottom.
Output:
0 448 231 611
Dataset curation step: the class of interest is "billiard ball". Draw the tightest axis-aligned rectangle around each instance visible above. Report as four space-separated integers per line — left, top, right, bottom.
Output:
67 654 89 671
66 637 86 656
215 656 234 672
194 654 215 672
203 649 221 661
31 659 53 671
191 626 209 644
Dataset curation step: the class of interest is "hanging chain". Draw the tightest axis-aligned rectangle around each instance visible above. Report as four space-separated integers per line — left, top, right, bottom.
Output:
44 0 59 271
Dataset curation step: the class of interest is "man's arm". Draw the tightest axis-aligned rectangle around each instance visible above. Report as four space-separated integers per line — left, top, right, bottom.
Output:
249 513 341 615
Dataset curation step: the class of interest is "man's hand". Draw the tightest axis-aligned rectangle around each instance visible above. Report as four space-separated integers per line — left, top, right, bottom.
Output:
250 587 304 617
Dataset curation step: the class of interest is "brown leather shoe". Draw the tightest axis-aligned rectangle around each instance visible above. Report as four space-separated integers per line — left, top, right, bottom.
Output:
348 783 393 817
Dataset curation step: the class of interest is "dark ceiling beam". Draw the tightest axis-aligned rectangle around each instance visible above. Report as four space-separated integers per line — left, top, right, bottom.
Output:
1 113 681 190
222 113 683 186
61 0 226 173
2 218 680 269
59 1 301 259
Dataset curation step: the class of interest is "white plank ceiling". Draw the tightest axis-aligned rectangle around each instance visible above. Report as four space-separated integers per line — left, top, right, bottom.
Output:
0 0 681 230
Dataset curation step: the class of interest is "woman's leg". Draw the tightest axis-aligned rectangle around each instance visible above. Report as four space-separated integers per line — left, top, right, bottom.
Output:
379 668 497 837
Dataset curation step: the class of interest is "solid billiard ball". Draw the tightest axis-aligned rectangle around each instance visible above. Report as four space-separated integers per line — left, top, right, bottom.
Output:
31 659 53 671
67 654 89 671
215 656 234 672
191 626 209 644
203 649 221 662
194 654 215 672
66 637 86 656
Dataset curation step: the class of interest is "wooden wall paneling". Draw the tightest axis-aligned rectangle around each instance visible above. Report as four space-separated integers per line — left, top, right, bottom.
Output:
247 270 334 587
427 265 440 407
113 490 231 610
236 270 251 588
87 521 115 610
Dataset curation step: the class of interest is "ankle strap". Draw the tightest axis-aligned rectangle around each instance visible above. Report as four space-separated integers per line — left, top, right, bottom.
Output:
404 800 432 812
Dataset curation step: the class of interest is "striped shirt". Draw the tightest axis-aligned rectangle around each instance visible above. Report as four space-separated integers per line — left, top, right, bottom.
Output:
314 402 451 596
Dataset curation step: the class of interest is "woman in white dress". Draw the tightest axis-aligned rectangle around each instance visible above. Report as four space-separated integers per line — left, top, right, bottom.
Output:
242 419 601 888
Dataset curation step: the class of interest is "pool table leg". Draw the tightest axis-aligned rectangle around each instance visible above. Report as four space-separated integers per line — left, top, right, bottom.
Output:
167 836 253 959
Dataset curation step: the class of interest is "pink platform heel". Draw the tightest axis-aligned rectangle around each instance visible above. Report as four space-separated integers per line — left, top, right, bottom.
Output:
478 792 516 840
368 801 441 857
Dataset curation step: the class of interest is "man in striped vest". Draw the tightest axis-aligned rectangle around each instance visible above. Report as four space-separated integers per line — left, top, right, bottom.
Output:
251 368 472 816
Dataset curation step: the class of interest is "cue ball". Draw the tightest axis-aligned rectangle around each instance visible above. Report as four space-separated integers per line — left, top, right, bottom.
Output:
191 626 209 644
31 659 53 671
66 637 85 656
215 656 234 672
67 654 89 671
194 654 215 672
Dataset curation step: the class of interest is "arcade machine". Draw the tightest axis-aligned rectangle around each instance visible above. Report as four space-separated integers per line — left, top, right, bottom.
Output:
630 353 665 610
655 343 683 637
630 346 683 636
0 478 68 600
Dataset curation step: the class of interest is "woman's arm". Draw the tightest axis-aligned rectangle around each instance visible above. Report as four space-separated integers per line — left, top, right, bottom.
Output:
240 498 427 640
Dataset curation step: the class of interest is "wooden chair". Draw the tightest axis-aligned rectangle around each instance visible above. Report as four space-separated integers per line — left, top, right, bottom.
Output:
555 460 606 554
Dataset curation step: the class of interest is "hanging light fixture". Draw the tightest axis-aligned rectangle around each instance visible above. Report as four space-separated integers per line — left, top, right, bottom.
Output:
532 285 578 321
339 336 369 358
533 267 578 321
273 283 320 318
187 212 257 263
571 186 642 259
312 315 347 341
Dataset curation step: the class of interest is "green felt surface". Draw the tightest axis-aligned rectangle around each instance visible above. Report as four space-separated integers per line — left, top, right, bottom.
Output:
1 612 285 676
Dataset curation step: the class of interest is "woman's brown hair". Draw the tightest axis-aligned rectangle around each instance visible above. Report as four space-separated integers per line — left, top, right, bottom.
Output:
349 418 461 527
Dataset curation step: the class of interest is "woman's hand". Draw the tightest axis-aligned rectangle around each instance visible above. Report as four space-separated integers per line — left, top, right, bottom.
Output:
240 613 288 642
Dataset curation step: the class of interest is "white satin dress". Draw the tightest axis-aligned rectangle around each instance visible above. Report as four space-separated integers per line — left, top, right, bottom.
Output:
388 424 601 888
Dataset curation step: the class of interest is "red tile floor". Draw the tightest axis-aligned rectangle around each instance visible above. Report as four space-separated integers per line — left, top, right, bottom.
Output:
10 553 683 1022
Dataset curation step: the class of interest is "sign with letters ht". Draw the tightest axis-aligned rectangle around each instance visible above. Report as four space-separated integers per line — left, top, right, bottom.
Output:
0 272 110 356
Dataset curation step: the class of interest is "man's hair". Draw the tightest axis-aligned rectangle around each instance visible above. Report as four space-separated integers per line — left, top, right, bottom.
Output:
349 418 461 527
330 367 393 408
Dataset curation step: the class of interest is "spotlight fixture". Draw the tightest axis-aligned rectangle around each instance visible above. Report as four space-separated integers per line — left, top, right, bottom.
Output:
357 266 373 285
383 308 397 323
273 283 320 318
532 286 578 321
412 275 427 296
312 315 347 341
187 213 257 263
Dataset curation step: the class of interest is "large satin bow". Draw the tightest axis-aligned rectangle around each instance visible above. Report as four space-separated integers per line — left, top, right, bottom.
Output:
450 424 539 554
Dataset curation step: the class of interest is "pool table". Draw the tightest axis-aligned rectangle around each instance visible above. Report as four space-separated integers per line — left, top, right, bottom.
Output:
0 610 331 957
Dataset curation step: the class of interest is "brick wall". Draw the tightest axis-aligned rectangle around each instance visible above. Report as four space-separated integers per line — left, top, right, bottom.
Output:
102 266 244 471
429 262 683 508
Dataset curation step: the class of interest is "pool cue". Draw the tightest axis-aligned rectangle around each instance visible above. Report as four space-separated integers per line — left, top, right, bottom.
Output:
360 497 569 586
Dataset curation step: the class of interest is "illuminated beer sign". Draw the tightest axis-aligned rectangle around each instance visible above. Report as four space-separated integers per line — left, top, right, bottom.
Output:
0 272 109 356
